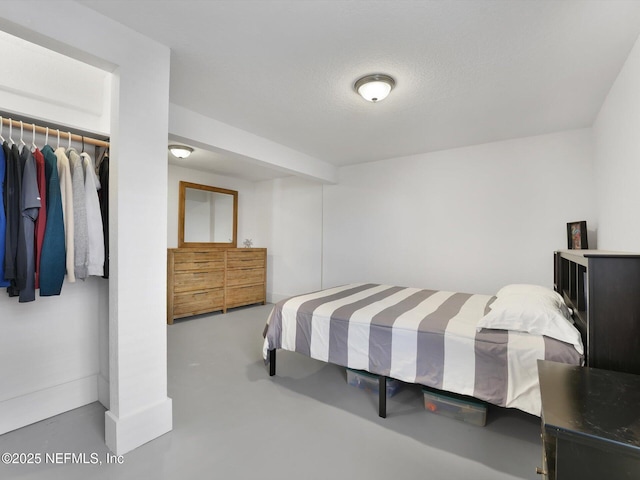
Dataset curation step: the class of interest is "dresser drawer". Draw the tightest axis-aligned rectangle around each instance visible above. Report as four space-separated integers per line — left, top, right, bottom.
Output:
173 289 224 318
226 267 265 287
173 250 225 272
226 284 265 308
174 270 224 293
226 249 265 269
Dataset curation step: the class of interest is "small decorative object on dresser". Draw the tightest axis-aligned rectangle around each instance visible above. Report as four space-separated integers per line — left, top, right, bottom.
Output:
566 221 588 249
243 238 253 248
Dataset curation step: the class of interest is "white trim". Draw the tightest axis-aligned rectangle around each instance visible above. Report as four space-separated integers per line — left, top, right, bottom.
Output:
0 375 98 435
105 398 173 455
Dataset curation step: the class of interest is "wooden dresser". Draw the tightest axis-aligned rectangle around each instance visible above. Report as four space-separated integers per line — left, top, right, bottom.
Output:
167 248 266 324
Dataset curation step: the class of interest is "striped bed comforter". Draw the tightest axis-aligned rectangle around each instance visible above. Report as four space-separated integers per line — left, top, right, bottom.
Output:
262 283 583 416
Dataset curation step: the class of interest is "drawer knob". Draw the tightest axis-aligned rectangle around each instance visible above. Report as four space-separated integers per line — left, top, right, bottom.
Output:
535 467 547 475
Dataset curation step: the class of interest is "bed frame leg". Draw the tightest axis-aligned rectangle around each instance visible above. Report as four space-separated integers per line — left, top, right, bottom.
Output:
378 375 387 418
269 349 276 376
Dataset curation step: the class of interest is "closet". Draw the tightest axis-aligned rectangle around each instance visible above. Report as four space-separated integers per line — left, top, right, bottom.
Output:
0 28 113 436
0 113 111 435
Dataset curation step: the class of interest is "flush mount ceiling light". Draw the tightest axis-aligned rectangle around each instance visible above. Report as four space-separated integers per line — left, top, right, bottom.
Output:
354 74 396 102
169 145 194 159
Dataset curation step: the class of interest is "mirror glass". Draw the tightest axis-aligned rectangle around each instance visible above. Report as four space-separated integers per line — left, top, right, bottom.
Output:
179 181 238 247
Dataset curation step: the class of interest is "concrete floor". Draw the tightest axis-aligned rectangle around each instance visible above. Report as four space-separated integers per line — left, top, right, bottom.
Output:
0 304 543 479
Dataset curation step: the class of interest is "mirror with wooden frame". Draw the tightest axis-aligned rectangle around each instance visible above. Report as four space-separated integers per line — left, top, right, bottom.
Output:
178 181 238 248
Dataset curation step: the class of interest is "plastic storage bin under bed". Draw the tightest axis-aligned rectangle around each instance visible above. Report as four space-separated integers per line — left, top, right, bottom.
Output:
422 387 487 426
346 368 401 397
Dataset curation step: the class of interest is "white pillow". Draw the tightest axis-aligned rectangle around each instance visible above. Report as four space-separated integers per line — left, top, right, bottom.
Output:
478 291 583 355
496 284 572 320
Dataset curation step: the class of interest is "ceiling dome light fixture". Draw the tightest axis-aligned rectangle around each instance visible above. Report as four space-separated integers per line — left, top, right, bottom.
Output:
354 74 396 102
169 145 194 159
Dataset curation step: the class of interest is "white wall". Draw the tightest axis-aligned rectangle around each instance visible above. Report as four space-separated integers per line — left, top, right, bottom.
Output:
254 176 324 302
323 129 595 295
167 164 261 249
0 280 107 434
594 34 640 251
170 168 324 304
0 30 111 134
169 167 324 304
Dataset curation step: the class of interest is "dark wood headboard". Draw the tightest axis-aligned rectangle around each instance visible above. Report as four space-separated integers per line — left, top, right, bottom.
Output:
554 250 640 374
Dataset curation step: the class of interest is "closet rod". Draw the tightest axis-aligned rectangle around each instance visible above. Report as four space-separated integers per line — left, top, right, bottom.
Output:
1 116 110 148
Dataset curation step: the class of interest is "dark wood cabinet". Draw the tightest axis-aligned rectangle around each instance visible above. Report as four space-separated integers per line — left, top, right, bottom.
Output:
554 250 640 375
538 360 640 480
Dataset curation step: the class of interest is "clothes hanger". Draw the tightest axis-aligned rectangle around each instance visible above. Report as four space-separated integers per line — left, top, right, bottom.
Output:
67 131 71 150
0 117 5 143
45 127 49 146
9 120 14 145
19 121 26 148
56 129 60 149
31 123 37 151
98 145 108 161
81 136 85 153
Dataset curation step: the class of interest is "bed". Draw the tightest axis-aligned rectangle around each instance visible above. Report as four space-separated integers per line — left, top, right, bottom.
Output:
262 283 583 417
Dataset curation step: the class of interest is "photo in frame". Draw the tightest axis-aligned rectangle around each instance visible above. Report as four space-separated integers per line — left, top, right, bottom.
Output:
567 221 588 249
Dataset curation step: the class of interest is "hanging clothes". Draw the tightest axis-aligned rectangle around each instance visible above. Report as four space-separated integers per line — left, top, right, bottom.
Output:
98 154 109 279
81 152 104 277
0 143 9 287
2 118 109 297
33 148 47 289
39 145 66 296
68 148 88 280
17 147 40 303
54 147 75 283
4 143 22 296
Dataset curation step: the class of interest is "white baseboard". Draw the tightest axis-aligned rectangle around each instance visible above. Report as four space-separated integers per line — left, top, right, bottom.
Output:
0 375 98 435
105 397 172 455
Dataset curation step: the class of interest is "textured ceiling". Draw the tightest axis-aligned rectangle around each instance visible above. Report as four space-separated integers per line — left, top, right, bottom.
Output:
79 0 640 174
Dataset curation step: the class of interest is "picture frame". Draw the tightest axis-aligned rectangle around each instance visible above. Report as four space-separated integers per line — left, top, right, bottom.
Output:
567 221 588 250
